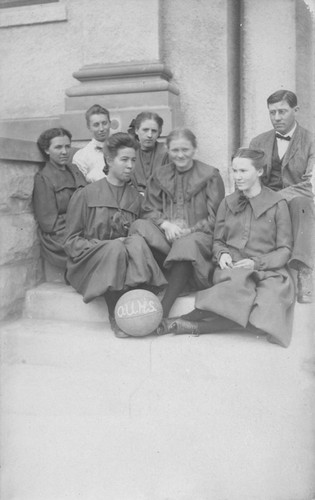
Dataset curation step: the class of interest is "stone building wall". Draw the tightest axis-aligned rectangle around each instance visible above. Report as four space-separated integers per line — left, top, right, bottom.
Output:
0 139 44 319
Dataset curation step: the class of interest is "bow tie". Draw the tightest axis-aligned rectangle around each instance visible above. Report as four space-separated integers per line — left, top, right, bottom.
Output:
234 192 250 213
275 133 291 141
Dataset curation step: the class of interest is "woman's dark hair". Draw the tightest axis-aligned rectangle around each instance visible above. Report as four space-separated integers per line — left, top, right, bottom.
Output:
37 127 72 159
134 112 164 132
104 132 138 161
267 90 297 108
85 104 110 126
166 128 197 149
232 148 266 172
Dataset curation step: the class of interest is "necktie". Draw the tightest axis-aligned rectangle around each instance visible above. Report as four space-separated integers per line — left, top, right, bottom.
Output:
275 133 291 141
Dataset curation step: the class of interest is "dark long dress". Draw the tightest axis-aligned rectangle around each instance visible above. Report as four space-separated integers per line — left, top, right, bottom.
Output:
130 159 225 289
33 162 87 269
195 187 295 347
64 178 167 303
131 142 168 193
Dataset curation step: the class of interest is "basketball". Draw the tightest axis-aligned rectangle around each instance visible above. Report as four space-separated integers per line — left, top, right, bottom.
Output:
114 289 163 337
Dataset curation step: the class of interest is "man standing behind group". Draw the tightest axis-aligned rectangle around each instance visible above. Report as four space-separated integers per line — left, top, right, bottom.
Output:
249 90 314 303
72 104 111 183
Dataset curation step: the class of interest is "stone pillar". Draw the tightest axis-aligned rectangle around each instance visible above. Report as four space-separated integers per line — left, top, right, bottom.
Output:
160 0 242 191
241 0 297 145
0 138 44 319
60 0 180 144
62 62 180 145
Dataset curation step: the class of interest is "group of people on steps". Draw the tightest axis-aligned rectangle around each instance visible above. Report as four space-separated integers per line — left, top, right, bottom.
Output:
33 89 314 347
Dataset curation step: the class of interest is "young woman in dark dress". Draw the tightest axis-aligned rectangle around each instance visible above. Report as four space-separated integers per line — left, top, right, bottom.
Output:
163 148 295 347
64 133 167 338
130 111 168 194
33 128 86 270
130 128 225 326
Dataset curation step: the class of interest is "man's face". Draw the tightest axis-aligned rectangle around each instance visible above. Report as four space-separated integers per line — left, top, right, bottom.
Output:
88 113 111 142
268 100 298 135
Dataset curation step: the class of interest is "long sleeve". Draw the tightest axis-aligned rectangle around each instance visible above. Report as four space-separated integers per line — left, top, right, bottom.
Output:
279 146 315 200
141 175 167 226
63 189 102 261
33 173 58 233
72 149 89 178
190 171 225 234
213 199 230 261
252 200 292 270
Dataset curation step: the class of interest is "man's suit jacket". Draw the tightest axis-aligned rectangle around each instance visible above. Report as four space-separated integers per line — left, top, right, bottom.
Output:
249 123 315 200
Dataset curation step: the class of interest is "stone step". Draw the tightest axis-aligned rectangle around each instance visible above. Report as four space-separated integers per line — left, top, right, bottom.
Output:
23 283 195 323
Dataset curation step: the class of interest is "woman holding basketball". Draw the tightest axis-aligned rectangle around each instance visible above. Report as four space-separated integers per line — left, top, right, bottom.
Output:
64 133 167 338
163 148 295 347
129 128 225 324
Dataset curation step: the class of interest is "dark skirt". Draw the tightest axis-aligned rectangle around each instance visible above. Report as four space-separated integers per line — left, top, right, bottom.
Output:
38 215 68 270
129 219 214 289
66 234 167 303
195 266 295 347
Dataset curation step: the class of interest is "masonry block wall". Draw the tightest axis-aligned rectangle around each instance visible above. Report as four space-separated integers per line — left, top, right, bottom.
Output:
0 139 44 319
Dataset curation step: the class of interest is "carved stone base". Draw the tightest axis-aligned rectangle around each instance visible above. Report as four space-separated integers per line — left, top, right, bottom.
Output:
62 61 181 141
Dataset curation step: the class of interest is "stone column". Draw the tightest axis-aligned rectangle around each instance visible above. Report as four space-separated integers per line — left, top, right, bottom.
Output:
241 0 297 146
61 0 180 144
62 62 180 145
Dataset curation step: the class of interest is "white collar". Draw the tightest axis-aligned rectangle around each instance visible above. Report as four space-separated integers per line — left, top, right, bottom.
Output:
91 138 105 149
276 122 297 138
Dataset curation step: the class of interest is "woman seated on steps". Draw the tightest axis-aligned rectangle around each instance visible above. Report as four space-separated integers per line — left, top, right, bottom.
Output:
33 127 87 272
63 133 167 338
129 127 225 326
160 148 296 348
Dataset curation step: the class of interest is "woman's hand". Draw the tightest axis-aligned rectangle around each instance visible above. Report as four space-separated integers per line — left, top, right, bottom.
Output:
233 258 255 270
160 221 184 243
219 253 233 269
178 227 192 238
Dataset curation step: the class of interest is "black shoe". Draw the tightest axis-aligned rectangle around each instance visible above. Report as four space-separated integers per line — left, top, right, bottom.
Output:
297 265 313 304
156 318 176 335
168 318 200 336
109 316 129 338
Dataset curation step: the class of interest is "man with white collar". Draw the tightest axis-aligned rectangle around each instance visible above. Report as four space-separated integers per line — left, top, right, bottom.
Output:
73 104 111 183
249 89 315 303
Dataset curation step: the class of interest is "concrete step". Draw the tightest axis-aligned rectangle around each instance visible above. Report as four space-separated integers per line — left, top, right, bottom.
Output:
23 282 195 323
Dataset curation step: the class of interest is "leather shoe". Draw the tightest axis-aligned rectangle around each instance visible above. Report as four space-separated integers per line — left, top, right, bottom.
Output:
168 318 200 336
297 265 313 304
156 318 177 335
109 316 129 338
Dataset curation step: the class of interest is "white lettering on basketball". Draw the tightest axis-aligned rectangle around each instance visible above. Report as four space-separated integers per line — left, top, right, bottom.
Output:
116 299 158 318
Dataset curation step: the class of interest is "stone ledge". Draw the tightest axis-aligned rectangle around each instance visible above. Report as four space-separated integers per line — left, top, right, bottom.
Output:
23 283 196 324
0 137 44 162
0 260 41 320
66 80 180 97
66 61 180 98
0 1 67 29
72 62 174 82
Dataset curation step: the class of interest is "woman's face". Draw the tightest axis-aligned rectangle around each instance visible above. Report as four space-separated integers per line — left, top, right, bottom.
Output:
45 135 71 167
107 147 136 185
168 137 196 172
136 119 160 151
232 157 262 192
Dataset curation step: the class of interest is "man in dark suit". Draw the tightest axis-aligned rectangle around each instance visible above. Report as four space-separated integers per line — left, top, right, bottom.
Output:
250 90 314 303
